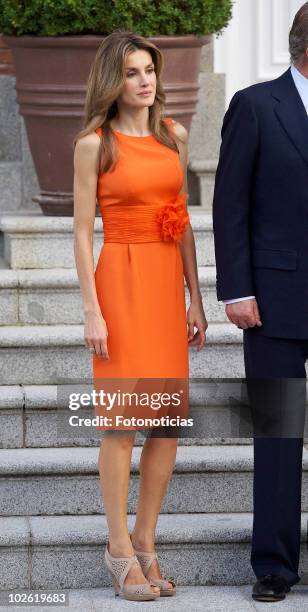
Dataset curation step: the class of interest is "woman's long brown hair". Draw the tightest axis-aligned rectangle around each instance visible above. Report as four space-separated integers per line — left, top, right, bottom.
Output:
74 30 180 173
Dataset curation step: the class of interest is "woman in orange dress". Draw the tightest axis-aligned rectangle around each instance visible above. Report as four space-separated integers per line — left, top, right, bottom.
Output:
73 31 207 601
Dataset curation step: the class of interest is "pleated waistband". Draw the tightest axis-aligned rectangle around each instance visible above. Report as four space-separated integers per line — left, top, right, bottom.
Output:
102 194 189 244
102 204 162 243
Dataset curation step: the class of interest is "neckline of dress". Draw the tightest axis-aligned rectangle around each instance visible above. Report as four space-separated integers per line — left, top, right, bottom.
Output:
112 128 155 139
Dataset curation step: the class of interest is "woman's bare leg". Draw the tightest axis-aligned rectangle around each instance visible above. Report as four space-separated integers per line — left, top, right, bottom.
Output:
98 432 159 592
131 436 178 587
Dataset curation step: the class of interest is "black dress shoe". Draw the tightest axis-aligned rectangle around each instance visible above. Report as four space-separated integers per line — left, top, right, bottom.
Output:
252 574 291 602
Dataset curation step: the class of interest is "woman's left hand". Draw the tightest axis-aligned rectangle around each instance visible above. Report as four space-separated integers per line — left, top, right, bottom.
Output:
187 298 208 351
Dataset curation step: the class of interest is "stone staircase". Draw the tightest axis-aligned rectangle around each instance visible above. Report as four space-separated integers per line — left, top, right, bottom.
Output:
1 209 308 592
0 211 243 387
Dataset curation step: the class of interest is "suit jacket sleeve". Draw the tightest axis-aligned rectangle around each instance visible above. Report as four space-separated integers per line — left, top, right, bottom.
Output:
213 90 259 301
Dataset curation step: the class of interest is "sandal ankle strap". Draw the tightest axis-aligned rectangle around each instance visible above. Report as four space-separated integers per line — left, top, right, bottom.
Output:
105 545 140 590
134 549 158 576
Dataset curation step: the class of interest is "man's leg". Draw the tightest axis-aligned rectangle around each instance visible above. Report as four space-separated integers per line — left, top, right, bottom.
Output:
243 329 307 586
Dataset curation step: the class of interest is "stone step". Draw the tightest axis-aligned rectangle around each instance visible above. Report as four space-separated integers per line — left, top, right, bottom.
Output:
0 210 214 269
2 446 308 517
0 323 245 385
0 266 227 326
1 513 308 590
2 383 308 449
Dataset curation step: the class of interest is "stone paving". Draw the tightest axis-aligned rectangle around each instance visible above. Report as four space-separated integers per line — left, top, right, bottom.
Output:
1 586 308 612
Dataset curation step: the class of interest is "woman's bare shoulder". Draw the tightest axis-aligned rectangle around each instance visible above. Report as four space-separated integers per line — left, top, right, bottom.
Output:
75 131 101 152
74 131 101 163
172 120 188 144
74 131 102 172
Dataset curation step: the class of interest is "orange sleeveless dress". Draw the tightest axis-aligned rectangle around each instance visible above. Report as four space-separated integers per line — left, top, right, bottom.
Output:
93 118 189 420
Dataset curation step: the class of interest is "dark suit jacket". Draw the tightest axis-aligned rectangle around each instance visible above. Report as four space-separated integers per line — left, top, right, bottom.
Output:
213 67 308 339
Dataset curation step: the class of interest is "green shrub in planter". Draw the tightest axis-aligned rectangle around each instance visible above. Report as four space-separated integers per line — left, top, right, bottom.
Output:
0 0 233 37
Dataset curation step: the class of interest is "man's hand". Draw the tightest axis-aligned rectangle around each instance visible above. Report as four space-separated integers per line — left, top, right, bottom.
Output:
225 298 262 329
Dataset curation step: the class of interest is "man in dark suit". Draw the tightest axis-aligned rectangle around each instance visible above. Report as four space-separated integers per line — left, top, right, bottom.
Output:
213 3 308 603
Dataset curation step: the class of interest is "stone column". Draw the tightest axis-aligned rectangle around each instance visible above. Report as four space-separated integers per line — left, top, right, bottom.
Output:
0 35 39 214
188 36 226 210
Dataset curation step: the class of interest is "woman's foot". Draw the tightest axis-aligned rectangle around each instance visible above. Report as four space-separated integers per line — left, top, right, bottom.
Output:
109 540 160 595
130 532 174 591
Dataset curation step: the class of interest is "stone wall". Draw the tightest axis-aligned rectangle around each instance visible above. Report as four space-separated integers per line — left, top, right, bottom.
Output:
0 34 39 213
188 38 225 209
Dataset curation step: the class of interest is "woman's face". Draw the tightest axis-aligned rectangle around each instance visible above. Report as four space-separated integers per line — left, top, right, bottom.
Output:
118 49 157 109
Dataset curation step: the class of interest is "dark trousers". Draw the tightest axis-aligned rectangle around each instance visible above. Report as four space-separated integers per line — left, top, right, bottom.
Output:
243 329 308 586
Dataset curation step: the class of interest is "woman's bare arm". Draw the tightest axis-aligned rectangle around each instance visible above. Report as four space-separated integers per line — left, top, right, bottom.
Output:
174 121 208 350
73 133 109 359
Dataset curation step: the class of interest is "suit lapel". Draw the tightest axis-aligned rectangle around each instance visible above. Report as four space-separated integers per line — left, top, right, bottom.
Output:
272 68 308 168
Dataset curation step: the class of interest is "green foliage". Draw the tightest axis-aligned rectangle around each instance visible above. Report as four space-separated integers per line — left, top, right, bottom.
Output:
0 0 233 37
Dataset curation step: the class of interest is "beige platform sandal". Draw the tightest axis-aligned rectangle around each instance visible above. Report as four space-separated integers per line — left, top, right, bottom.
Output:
134 548 176 597
104 544 160 601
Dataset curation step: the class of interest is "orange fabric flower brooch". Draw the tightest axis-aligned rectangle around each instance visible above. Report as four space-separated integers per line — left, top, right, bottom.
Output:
156 192 190 242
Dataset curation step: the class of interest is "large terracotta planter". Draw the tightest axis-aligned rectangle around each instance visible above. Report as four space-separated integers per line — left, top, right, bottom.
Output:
4 34 209 216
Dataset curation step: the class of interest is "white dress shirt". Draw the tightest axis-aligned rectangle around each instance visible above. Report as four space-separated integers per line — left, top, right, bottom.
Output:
222 63 308 304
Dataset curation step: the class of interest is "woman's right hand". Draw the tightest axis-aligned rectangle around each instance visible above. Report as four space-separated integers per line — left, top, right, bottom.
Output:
84 311 110 359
